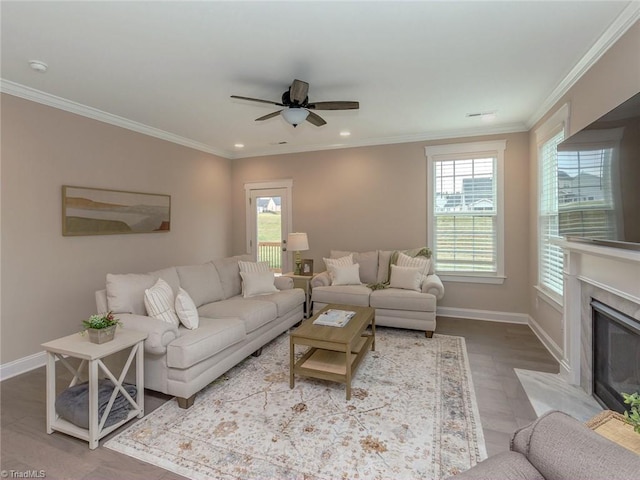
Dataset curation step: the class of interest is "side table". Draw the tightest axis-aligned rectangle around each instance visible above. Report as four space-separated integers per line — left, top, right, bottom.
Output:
42 328 147 449
283 272 313 318
586 410 640 455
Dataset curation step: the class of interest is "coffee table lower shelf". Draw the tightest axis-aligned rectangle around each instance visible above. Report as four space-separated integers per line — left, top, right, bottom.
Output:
291 334 374 399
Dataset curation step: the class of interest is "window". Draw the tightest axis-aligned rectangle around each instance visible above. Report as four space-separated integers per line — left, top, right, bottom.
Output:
535 104 569 303
426 140 506 284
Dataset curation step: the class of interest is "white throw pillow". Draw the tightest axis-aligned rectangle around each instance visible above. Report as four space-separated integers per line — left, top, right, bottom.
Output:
240 271 278 298
238 260 271 273
323 254 353 270
329 263 362 286
397 252 431 276
175 288 199 329
389 265 423 292
144 278 180 326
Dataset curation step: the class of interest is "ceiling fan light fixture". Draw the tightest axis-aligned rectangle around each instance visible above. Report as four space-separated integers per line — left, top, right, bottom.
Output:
281 108 309 127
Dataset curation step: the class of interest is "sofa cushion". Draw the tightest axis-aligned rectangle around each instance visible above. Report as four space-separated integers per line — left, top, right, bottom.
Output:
106 273 157 315
148 267 180 296
331 250 379 284
240 271 279 297
389 265 422 292
144 278 180 326
370 288 436 312
397 251 431 277
197 297 278 333
175 288 199 329
328 263 362 286
166 317 245 369
312 285 372 307
212 254 252 299
258 288 305 316
176 263 224 307
377 250 394 284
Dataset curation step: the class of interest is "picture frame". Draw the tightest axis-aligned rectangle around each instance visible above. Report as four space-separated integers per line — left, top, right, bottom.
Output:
62 185 171 236
301 259 314 276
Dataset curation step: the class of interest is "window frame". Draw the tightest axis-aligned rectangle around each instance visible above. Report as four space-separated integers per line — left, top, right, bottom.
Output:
425 140 506 284
535 103 570 307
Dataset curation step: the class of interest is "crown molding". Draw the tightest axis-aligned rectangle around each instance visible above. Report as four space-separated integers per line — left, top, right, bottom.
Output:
526 2 640 129
0 79 233 159
228 123 528 159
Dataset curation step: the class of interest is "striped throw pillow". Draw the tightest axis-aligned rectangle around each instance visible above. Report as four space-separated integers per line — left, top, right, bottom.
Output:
238 260 271 273
323 254 353 270
144 278 180 326
397 252 431 277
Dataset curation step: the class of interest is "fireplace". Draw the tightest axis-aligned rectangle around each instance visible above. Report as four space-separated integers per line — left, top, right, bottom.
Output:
592 299 640 413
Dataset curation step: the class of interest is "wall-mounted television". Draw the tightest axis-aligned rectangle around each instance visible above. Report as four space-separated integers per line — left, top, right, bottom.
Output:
557 91 640 251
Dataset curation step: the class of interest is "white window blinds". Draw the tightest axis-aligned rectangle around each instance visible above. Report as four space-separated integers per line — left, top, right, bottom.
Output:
539 130 564 297
434 156 497 273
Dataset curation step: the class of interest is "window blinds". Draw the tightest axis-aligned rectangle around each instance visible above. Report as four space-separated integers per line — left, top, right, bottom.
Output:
539 130 564 296
434 157 497 273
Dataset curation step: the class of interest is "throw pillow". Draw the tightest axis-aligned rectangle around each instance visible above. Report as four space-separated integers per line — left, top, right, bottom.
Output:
397 251 431 276
175 288 199 329
238 260 271 273
329 263 362 286
144 278 180 326
389 265 423 292
240 271 278 298
323 254 353 271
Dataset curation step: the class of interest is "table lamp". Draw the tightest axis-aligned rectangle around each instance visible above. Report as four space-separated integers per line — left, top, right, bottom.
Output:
287 232 309 275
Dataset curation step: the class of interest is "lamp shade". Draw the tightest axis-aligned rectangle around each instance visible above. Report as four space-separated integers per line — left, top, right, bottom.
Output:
287 232 309 251
281 108 309 126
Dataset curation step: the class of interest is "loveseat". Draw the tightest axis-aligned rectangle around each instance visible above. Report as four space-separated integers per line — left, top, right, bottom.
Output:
311 249 444 337
95 254 304 408
449 410 640 479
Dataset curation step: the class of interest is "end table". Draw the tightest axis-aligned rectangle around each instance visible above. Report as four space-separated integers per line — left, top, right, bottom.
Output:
42 328 147 449
283 272 313 318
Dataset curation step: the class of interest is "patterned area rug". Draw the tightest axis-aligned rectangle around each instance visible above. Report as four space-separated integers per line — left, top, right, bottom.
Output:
105 328 486 479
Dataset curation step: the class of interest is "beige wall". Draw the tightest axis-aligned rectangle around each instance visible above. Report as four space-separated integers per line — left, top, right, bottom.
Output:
231 132 531 314
0 95 232 364
528 21 640 349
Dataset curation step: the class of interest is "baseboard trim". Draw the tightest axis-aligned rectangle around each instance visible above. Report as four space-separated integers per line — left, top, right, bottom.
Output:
527 315 564 365
437 306 529 324
0 351 47 381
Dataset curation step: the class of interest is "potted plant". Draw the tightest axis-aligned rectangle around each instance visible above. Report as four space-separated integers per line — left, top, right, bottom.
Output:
622 392 640 434
82 311 121 344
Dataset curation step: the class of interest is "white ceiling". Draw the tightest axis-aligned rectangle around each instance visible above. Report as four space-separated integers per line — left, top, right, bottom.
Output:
1 1 638 159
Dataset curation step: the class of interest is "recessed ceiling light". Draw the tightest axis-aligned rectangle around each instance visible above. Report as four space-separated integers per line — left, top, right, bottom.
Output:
339 131 351 137
29 60 48 73
234 143 244 148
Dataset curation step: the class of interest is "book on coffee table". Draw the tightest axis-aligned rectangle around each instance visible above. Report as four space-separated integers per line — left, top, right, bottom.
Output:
313 309 355 327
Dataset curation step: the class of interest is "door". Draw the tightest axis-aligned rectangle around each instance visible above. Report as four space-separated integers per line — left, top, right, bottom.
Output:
245 182 292 273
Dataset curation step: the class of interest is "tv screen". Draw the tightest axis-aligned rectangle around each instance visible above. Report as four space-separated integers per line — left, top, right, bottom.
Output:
557 91 640 251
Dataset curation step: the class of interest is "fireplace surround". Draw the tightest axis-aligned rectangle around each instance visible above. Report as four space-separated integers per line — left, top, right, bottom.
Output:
559 240 640 402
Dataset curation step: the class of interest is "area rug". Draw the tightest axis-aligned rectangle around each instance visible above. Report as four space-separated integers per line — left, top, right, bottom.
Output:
105 328 486 479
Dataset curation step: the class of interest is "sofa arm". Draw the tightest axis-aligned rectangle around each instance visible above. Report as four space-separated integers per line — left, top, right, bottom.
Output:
311 271 331 288
118 313 179 355
512 410 640 480
275 276 294 290
446 451 544 480
422 274 444 299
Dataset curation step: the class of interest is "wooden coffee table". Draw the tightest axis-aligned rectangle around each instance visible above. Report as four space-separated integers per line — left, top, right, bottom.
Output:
289 304 375 400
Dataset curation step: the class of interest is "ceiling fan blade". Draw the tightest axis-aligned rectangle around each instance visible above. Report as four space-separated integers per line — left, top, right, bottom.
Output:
307 101 359 111
231 95 284 107
306 111 327 127
289 79 309 104
255 110 283 121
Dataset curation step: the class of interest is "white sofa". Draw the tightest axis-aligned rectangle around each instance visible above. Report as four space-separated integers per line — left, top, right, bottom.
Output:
311 249 444 337
95 254 305 408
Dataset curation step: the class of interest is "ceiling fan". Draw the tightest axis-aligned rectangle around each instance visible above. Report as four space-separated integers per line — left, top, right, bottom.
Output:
231 79 359 127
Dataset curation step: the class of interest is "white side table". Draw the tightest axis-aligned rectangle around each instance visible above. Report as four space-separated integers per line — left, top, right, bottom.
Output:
283 272 313 318
42 329 147 449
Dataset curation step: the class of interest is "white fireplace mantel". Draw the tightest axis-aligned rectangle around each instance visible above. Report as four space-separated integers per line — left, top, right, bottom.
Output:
558 240 640 388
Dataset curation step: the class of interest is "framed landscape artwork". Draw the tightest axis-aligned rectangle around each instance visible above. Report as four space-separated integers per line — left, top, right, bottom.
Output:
62 186 171 236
